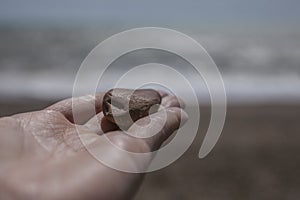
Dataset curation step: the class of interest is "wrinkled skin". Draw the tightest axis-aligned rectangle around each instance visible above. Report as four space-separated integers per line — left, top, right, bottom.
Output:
0 91 187 200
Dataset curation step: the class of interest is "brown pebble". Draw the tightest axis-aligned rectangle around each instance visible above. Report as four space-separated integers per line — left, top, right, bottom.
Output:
102 88 161 128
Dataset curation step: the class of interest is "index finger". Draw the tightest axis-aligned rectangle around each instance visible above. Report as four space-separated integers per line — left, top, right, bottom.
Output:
45 93 104 124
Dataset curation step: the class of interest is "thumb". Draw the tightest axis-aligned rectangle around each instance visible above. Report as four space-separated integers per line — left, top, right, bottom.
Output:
127 107 188 151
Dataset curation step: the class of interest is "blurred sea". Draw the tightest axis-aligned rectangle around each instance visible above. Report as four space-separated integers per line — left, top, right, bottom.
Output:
0 25 299 104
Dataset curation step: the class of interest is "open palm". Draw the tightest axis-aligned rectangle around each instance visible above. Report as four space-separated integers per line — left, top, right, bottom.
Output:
0 91 187 200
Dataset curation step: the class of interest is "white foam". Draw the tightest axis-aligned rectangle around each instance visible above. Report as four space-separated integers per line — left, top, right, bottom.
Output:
0 70 299 105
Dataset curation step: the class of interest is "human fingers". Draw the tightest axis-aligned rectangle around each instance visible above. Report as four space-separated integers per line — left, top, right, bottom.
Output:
125 107 188 151
45 93 104 124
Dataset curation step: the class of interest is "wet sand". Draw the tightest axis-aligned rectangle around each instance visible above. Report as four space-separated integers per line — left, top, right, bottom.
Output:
1 100 299 200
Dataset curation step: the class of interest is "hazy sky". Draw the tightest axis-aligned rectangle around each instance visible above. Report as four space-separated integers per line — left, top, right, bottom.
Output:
0 0 299 28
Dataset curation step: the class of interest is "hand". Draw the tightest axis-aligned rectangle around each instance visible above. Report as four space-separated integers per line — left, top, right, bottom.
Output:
0 91 187 200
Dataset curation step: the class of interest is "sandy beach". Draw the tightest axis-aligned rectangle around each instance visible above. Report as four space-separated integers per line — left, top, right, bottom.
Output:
135 104 300 200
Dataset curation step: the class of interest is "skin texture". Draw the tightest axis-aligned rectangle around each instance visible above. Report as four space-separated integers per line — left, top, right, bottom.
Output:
0 90 187 200
103 88 162 128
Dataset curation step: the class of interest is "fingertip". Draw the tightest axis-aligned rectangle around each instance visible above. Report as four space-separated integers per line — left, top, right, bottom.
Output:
180 109 188 126
157 90 169 98
161 95 186 109
166 107 188 127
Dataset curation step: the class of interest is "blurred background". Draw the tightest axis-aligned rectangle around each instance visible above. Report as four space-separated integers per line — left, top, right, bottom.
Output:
0 0 299 199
